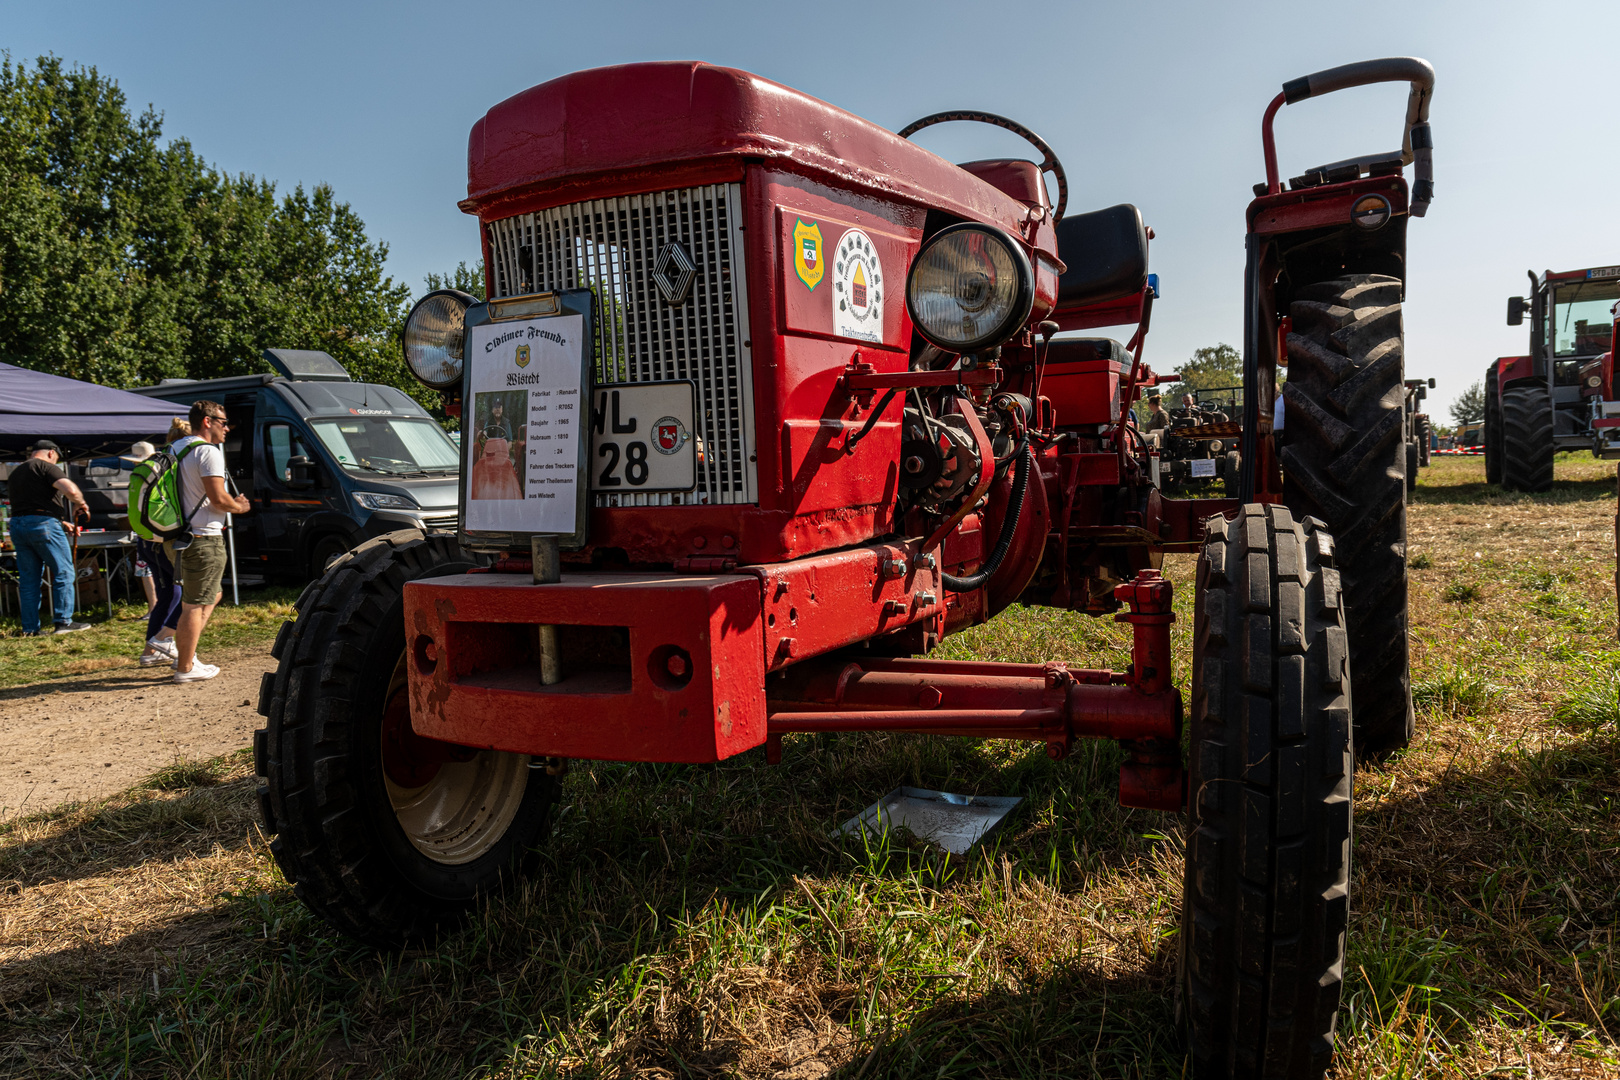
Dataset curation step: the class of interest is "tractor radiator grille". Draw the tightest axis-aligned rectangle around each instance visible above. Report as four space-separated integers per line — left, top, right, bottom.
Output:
485 183 757 507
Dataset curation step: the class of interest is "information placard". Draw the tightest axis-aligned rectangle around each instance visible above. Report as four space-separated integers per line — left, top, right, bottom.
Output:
464 312 586 536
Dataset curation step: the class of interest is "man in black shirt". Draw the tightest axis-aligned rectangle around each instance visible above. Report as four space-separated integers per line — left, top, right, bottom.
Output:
9 439 91 635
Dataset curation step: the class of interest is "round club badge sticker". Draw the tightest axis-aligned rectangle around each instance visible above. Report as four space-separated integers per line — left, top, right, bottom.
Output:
652 415 689 456
1351 193 1393 230
833 229 883 342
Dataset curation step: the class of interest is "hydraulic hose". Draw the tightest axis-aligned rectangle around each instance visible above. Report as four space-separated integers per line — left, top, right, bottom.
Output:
942 434 1032 593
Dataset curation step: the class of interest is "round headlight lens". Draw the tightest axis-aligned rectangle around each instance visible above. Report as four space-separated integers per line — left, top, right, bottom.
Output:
403 289 476 390
905 224 1034 353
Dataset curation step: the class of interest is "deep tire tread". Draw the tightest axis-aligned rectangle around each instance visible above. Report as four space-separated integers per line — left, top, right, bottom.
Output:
1182 505 1354 1080
1279 273 1413 756
253 530 551 946
1500 383 1554 492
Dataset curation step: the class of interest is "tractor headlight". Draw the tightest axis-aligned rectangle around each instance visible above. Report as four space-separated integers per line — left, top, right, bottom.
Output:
403 289 477 390
905 224 1034 353
1587 375 1603 388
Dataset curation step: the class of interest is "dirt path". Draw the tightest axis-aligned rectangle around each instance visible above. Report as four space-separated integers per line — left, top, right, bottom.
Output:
0 645 274 818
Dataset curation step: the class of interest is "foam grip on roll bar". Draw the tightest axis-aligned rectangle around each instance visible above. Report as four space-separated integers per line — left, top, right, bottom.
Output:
1280 56 1436 102
1410 122 1434 217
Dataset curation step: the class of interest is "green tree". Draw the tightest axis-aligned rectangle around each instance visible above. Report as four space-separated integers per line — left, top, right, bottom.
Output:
423 260 486 301
1450 381 1485 426
0 54 413 401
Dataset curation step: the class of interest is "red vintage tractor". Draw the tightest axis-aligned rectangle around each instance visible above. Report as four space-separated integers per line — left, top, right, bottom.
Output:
254 57 1433 1077
1486 265 1620 490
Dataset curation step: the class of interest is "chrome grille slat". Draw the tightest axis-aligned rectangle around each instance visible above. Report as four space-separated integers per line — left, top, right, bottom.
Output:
486 183 756 507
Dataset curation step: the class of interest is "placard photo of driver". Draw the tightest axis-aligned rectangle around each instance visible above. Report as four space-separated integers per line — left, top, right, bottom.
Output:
469 389 527 500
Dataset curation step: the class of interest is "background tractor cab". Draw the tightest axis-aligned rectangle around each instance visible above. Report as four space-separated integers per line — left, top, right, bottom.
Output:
1489 265 1620 489
133 349 460 579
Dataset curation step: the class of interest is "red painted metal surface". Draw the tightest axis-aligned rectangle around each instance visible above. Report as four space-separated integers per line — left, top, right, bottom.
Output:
404 571 766 763
1247 176 1409 236
1495 355 1534 389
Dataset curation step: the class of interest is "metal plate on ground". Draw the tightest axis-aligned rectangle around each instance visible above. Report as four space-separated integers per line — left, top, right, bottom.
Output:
837 786 1022 856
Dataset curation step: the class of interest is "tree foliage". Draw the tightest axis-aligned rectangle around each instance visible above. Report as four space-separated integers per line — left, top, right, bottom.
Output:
0 55 415 400
423 261 486 302
1450 380 1485 427
1164 342 1243 398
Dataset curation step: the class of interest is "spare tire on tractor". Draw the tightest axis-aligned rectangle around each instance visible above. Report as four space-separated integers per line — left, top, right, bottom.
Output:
1180 504 1354 1077
1484 365 1503 485
254 530 560 946
1277 274 1414 757
1500 382 1555 492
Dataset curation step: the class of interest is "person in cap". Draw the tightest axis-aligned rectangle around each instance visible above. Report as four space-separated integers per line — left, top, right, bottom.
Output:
1145 393 1171 433
9 440 91 635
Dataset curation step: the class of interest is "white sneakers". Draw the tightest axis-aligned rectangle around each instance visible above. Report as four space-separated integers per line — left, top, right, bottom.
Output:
173 661 220 683
140 638 179 667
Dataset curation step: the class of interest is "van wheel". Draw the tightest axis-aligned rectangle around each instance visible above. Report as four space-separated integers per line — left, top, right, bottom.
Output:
307 534 352 581
1180 504 1354 1079
255 530 557 946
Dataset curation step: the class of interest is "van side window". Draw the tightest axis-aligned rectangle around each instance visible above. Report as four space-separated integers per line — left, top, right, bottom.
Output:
267 423 310 482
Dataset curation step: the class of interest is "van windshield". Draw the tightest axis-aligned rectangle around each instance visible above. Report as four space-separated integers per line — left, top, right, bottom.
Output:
309 416 460 476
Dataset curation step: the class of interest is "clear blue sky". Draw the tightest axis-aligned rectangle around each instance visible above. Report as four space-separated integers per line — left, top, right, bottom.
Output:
7 0 1618 421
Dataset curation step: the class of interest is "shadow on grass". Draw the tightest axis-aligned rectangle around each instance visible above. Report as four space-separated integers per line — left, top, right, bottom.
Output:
1348 725 1620 1042
1411 476 1615 506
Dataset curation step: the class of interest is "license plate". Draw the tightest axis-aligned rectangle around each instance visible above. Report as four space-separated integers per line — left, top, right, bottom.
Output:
590 382 697 492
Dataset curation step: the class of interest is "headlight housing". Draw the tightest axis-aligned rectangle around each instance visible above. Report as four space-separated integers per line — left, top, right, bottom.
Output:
352 491 418 512
905 224 1034 353
403 289 477 390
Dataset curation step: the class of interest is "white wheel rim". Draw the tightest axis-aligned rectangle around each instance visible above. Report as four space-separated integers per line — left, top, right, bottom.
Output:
380 657 531 865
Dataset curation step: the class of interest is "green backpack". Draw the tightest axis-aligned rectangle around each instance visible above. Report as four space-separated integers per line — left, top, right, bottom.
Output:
128 441 207 541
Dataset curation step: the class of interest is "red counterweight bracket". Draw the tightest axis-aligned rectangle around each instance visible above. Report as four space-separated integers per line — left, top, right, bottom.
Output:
1112 569 1184 811
763 570 1184 812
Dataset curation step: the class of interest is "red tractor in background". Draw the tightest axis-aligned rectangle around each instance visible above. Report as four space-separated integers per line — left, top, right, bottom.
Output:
253 57 1434 1077
1486 265 1620 490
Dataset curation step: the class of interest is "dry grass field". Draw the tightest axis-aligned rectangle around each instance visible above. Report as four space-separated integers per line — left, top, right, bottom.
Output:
1 453 1617 1078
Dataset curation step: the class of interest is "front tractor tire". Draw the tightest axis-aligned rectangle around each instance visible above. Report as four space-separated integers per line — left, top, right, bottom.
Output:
1279 274 1413 756
1181 505 1354 1080
1500 383 1555 492
255 530 560 946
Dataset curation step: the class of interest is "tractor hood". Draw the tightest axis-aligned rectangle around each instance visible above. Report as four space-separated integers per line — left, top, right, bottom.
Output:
462 61 1040 242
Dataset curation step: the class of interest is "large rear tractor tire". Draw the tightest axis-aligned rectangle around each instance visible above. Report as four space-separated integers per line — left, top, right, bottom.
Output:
1278 274 1413 757
1500 383 1555 492
255 530 560 946
1181 504 1354 1079
1484 366 1503 484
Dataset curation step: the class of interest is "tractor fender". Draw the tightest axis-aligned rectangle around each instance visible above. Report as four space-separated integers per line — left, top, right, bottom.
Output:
1494 355 1534 393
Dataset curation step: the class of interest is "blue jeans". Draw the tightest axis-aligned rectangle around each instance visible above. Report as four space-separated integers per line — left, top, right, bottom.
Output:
12 515 75 633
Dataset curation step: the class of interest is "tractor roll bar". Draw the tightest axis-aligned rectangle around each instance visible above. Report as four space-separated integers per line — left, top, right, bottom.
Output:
1261 56 1435 217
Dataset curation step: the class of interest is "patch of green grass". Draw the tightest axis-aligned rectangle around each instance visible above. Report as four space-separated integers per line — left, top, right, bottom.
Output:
0 585 299 688
1409 552 1433 570
1555 667 1620 728
1412 666 1499 717
1442 580 1482 604
145 757 227 791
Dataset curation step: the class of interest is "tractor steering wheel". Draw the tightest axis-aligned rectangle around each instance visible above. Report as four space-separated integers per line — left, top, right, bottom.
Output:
897 110 1069 221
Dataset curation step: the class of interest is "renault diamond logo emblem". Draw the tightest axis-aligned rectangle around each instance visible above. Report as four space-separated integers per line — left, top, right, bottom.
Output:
653 241 697 305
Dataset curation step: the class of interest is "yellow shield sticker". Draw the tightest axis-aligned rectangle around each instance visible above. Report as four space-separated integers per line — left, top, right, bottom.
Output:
793 219 824 290
515 344 531 368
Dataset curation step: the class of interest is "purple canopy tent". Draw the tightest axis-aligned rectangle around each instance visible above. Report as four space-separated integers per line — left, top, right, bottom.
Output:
0 362 181 458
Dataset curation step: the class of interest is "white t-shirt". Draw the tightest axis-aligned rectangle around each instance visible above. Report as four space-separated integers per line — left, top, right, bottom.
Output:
173 436 229 536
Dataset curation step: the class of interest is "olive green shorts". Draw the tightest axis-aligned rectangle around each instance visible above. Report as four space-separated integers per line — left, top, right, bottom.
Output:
172 535 228 606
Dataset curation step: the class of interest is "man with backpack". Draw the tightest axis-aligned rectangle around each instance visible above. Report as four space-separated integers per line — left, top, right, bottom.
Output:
166 401 250 683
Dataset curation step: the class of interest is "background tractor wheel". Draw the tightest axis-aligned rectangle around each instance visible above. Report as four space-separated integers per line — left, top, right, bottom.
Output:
1405 441 1419 493
255 530 558 946
1279 273 1413 757
1500 383 1555 492
1181 504 1354 1079
1418 417 1431 467
1484 366 1503 484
